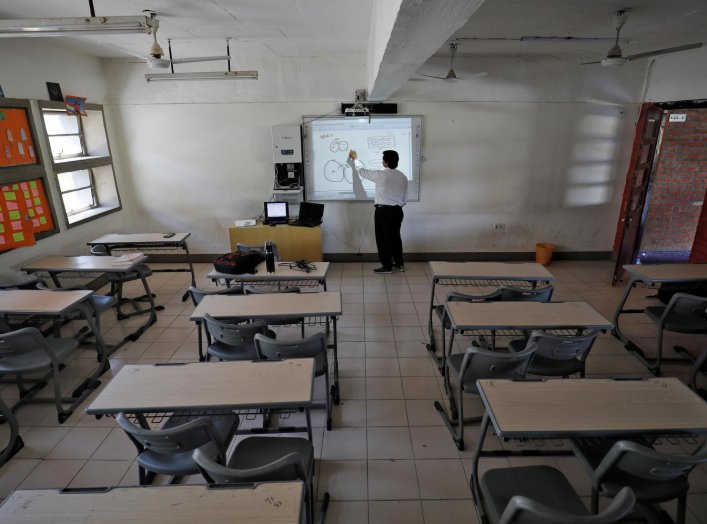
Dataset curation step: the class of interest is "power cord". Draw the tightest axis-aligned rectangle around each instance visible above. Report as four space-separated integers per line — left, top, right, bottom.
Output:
278 260 316 273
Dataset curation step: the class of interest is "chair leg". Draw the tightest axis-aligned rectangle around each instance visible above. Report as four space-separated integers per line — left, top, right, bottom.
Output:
51 362 65 421
656 325 665 375
324 368 331 431
676 491 687 524
591 488 599 514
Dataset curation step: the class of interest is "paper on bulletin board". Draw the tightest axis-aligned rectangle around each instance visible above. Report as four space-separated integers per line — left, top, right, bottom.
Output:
0 107 37 168
0 183 35 250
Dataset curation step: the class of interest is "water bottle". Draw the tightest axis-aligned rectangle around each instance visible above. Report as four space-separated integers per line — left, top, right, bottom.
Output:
264 241 275 273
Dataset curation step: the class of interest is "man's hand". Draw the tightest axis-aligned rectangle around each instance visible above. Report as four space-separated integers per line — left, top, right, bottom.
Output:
348 150 357 161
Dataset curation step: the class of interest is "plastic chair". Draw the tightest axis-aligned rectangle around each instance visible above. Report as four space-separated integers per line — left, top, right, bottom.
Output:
0 327 87 423
643 293 707 374
189 286 245 360
116 411 238 485
193 436 327 524
480 465 635 524
499 285 554 302
689 347 707 397
255 332 331 430
203 313 270 361
572 439 707 524
508 329 600 378
435 344 536 450
244 285 306 337
90 244 156 320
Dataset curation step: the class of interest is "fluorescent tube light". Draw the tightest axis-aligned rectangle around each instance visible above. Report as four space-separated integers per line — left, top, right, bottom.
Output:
145 71 259 82
0 16 154 37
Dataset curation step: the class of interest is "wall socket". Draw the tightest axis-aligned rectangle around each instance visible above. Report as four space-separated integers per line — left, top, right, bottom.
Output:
493 223 506 231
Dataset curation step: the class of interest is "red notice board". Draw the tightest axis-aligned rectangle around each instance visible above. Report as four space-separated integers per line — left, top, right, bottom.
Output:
0 178 55 251
0 107 38 168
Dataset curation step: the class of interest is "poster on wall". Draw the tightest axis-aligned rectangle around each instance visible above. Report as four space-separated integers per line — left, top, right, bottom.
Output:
0 107 38 168
65 95 87 116
0 183 35 250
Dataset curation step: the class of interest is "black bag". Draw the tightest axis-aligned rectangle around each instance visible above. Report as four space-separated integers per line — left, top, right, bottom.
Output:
213 250 264 275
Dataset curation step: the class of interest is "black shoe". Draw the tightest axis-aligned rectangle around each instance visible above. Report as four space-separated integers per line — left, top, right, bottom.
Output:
373 267 394 274
393 264 405 272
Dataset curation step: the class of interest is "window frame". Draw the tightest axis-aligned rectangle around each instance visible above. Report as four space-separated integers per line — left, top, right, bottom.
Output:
38 100 122 228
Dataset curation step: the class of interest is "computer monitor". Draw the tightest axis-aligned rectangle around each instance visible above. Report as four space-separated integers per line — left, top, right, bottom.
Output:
297 202 324 223
263 201 289 224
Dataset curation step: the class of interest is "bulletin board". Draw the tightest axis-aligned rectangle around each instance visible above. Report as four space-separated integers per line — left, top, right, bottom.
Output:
0 107 38 168
0 179 54 251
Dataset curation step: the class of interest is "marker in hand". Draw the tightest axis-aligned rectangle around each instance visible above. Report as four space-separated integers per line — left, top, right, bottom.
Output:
349 150 357 161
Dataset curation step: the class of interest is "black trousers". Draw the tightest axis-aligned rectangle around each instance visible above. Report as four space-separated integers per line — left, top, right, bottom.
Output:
374 205 404 269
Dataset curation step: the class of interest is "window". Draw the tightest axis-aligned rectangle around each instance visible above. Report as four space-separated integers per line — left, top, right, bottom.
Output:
40 102 121 226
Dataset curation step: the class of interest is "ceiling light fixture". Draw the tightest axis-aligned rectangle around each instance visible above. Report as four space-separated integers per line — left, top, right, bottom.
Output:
145 71 259 82
0 16 155 37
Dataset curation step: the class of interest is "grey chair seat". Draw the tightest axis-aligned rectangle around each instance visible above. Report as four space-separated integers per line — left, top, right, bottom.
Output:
509 339 583 376
229 436 314 479
481 466 589 524
0 337 77 373
90 294 118 313
645 306 707 333
207 340 258 361
138 414 237 477
447 352 525 393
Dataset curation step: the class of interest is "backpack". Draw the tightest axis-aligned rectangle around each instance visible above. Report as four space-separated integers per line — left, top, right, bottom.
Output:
213 250 264 275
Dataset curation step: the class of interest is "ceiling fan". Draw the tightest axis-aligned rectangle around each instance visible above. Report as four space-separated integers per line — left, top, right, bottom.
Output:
582 9 703 66
417 42 487 81
131 12 229 69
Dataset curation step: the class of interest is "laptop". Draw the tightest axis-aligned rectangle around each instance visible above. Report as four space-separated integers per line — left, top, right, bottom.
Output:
263 201 289 225
292 202 324 227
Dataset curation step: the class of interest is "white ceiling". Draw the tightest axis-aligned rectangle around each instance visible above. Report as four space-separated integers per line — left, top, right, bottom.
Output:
1 0 705 73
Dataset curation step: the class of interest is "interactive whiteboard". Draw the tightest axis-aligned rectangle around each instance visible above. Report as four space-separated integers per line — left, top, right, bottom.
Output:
302 115 421 202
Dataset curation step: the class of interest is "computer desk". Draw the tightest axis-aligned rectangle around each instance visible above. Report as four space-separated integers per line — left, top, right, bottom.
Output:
426 262 555 367
437 300 613 450
471 378 707 523
613 263 707 374
88 233 195 301
86 359 316 441
22 255 158 348
0 482 304 524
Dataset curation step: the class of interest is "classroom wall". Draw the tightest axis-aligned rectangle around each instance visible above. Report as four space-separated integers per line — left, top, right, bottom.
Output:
104 53 646 255
0 39 126 272
644 46 707 103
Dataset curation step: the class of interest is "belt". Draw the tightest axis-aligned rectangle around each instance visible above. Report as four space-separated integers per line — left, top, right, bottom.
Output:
374 204 400 208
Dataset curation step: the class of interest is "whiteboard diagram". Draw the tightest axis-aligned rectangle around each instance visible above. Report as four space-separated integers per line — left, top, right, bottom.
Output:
303 116 422 202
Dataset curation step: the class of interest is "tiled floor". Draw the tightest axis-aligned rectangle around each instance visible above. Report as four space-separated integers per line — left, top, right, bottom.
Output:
1 260 706 523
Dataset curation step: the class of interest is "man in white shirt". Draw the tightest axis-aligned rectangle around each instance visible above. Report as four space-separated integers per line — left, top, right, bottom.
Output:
348 149 408 274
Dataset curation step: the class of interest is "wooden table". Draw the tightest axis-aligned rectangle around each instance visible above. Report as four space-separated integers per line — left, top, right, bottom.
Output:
229 223 322 261
613 263 707 374
88 233 195 301
86 359 316 440
208 261 330 291
471 378 707 520
191 292 343 408
0 482 304 523
437 301 613 449
426 262 555 357
22 255 158 346
0 290 106 456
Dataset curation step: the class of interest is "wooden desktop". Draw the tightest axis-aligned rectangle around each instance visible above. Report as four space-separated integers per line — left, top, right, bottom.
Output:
229 222 322 261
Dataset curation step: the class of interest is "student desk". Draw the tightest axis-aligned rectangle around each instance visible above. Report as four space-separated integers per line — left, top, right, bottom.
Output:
208 261 330 290
22 255 158 345
613 263 707 374
87 359 316 440
471 378 707 522
0 482 304 523
437 301 613 449
0 290 105 448
426 262 555 360
88 233 195 301
190 292 342 407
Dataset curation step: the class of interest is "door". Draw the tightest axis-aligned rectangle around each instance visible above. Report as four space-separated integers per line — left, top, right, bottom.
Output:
612 105 664 285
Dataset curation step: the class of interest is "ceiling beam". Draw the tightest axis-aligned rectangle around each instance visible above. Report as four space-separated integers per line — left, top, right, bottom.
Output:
367 0 487 101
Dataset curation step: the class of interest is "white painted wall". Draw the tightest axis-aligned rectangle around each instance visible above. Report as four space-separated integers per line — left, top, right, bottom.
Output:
105 54 645 254
0 39 126 273
644 46 707 102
